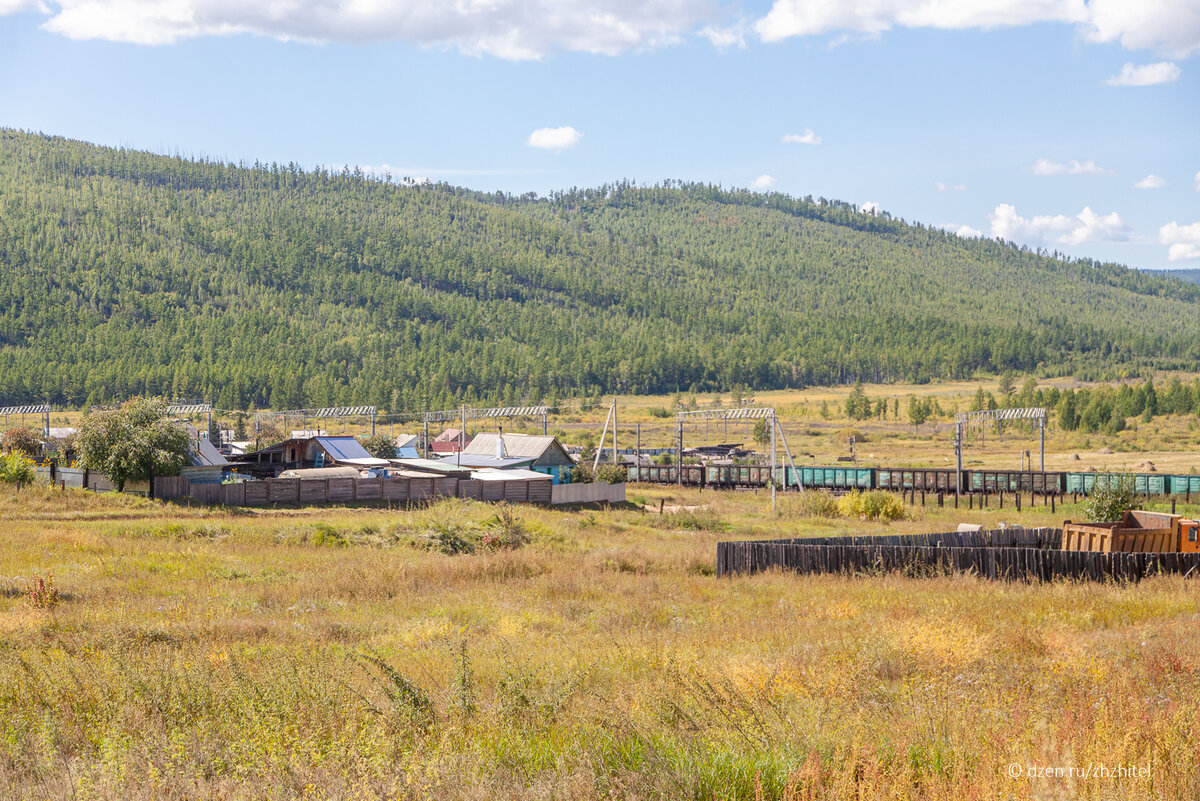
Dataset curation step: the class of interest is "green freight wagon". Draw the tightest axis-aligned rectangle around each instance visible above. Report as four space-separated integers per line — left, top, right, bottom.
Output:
1169 475 1200 496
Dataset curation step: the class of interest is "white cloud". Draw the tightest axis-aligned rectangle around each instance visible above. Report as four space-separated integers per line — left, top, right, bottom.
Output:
0 0 46 12
1031 158 1112 176
934 181 966 191
1134 174 1167 189
781 129 821 145
954 224 983 238
8 0 1199 60
860 200 880 214
1160 221 1200 261
700 22 746 50
526 126 582 151
990 203 1131 246
1084 0 1200 59
18 0 720 57
755 0 1200 58
749 174 776 190
1105 61 1181 86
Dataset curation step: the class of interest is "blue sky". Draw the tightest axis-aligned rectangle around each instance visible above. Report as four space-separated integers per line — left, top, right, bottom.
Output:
1 0 1198 269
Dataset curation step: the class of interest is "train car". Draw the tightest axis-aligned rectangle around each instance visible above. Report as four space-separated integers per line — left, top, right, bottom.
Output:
968 470 1065 495
706 465 772 487
787 466 874 491
876 468 958 493
1065 472 1165 496
1169 475 1200 497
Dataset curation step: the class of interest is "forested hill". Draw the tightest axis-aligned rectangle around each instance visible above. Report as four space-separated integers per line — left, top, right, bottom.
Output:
1 128 1198 411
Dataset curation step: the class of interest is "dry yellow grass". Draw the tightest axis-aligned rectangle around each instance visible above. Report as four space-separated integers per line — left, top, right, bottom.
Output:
1 484 1198 799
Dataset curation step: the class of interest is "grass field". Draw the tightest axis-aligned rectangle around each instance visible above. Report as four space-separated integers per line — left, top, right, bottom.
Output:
2 484 1198 799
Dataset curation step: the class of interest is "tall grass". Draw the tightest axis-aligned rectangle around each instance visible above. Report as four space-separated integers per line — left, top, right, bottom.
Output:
0 486 1196 799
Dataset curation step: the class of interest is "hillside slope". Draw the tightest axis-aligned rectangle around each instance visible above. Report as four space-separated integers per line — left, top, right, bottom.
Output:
1 129 1197 410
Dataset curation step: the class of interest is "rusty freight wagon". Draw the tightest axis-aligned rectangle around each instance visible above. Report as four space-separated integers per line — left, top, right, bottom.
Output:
1061 510 1200 553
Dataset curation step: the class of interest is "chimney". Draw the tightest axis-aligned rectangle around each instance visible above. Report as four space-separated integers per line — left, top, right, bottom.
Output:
497 426 507 459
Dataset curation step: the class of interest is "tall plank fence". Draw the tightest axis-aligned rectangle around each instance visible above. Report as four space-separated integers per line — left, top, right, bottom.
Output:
716 527 1200 583
152 475 622 507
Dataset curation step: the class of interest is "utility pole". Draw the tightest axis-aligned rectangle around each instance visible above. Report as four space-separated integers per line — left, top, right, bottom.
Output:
612 399 617 467
458 405 465 467
1039 417 1045 471
677 418 683 486
770 414 777 511
954 422 963 500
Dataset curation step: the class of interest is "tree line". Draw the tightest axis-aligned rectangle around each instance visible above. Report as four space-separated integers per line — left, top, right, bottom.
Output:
3 129 1200 410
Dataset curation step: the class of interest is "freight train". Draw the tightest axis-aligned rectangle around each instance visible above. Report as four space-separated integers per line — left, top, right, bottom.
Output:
628 464 1200 498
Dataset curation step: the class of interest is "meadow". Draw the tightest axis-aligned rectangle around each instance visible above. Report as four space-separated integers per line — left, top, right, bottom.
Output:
2 483 1198 799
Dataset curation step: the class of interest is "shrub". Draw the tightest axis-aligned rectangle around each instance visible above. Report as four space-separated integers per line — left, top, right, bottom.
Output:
423 522 478 555
647 407 671 418
570 463 595 484
359 434 397 460
1083 474 1137 522
26 574 59 610
1 426 42 457
837 490 906 521
482 505 529 550
596 464 628 484
796 490 840 518
0 454 36 486
312 522 347 547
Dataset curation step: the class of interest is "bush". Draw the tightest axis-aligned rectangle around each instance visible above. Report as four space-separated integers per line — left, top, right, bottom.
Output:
359 433 397 460
312 522 348 547
837 490 906 521
570 463 595 484
481 505 529 550
796 490 840 518
647 407 671 418
1083 474 1137 522
0 454 36 486
596 464 628 484
1 426 42 457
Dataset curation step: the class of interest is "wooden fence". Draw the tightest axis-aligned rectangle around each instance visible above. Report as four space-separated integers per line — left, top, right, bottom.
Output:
716 527 1200 583
154 474 555 507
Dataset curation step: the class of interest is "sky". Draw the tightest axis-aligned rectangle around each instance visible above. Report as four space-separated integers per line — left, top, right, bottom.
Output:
1 0 1198 270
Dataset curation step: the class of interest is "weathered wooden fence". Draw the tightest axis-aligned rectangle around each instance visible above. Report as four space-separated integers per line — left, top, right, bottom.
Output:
154 474 558 507
716 527 1200 583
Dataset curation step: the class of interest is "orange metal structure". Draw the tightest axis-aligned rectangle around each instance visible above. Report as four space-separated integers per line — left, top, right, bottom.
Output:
1061 510 1200 553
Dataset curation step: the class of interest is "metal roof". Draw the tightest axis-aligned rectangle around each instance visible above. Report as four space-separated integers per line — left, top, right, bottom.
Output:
190 436 229 467
463 433 563 460
445 454 536 469
316 436 376 462
390 458 473 475
470 468 552 482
